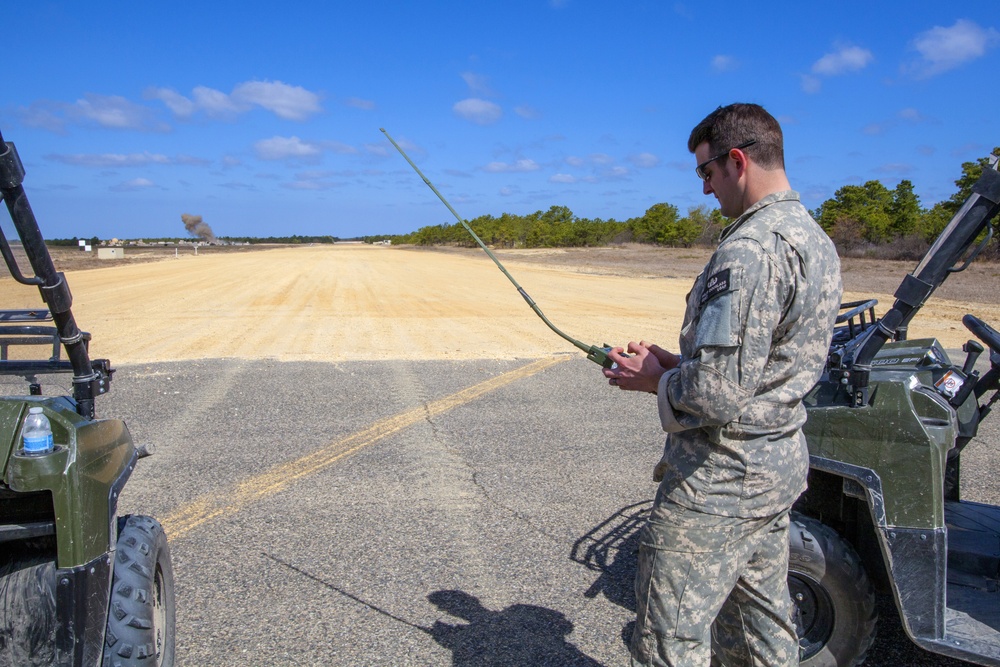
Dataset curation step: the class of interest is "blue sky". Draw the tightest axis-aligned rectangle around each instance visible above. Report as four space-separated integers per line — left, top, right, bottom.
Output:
3 1 998 241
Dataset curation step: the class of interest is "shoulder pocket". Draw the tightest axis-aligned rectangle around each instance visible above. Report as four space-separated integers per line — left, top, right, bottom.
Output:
693 266 742 349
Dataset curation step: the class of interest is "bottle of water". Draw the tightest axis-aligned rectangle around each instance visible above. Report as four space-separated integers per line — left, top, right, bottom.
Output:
22 407 53 455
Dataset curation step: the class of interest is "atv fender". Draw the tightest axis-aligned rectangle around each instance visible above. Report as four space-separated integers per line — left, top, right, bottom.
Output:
806 456 946 642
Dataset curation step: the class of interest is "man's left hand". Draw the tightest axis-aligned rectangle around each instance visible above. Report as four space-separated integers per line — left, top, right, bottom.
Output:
602 340 672 393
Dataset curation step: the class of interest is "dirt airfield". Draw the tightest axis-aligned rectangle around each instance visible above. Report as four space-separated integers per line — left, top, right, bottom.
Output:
4 243 995 666
0 243 997 365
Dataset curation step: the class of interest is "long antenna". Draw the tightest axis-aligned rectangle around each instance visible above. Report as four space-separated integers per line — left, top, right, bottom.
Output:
381 128 615 368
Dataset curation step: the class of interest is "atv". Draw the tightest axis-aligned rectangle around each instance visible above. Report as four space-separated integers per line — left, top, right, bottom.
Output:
0 131 175 665
791 155 1000 666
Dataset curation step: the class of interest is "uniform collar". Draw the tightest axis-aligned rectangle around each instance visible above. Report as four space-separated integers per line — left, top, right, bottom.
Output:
719 190 800 242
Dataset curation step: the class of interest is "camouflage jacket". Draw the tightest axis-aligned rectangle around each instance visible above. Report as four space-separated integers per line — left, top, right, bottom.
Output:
654 190 843 518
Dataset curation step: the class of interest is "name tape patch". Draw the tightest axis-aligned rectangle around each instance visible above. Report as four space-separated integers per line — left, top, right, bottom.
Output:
700 268 731 305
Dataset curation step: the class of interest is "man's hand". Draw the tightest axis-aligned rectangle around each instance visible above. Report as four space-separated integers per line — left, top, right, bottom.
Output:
641 341 681 370
602 340 679 393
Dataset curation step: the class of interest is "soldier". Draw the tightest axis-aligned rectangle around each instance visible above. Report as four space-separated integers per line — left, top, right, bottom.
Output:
603 103 843 666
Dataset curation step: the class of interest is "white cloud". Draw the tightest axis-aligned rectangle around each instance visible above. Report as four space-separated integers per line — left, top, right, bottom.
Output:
711 55 739 73
176 154 212 166
801 44 873 93
148 80 322 121
295 170 337 180
218 181 256 191
70 94 167 131
550 173 577 183
145 88 196 117
47 152 171 167
482 159 540 173
284 171 347 191
453 98 503 125
565 156 585 167
111 178 156 192
73 96 138 128
191 86 243 116
254 136 322 161
232 81 321 120
629 152 660 168
906 19 1000 78
364 143 390 157
16 103 67 133
812 45 874 76
461 72 495 97
320 140 359 155
284 181 325 190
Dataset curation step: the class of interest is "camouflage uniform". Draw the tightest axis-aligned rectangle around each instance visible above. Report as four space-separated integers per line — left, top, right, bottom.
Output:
631 191 842 666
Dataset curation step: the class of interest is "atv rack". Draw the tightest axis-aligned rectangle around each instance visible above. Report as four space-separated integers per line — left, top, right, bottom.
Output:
0 132 112 416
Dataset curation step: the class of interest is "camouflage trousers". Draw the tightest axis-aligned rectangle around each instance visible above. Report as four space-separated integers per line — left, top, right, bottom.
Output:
630 501 798 667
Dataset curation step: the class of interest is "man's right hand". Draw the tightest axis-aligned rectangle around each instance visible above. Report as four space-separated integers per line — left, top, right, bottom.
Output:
603 341 677 393
640 341 681 371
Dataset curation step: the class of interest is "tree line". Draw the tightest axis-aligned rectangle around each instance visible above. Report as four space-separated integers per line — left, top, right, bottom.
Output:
382 148 1000 260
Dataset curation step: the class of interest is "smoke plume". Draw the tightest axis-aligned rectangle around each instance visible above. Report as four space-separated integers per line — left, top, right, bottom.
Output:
181 213 217 243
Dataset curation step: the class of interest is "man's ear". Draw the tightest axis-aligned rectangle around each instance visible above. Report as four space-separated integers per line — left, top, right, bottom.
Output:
730 147 750 176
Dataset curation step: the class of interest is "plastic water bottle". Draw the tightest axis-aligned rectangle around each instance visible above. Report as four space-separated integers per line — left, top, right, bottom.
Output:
22 407 54 455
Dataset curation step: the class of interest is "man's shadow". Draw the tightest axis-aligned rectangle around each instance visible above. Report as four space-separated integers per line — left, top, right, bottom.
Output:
428 589 604 666
570 500 652 647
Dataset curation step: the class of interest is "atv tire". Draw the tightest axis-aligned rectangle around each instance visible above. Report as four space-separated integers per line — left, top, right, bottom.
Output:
0 553 57 666
788 513 877 667
103 515 175 667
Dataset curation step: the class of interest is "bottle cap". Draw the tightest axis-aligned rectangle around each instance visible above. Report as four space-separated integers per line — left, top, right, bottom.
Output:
29 407 43 414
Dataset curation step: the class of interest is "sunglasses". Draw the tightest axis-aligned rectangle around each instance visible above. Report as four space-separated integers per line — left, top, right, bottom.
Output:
695 140 756 181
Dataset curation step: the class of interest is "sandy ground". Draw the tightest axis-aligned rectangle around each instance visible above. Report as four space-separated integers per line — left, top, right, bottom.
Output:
0 243 998 365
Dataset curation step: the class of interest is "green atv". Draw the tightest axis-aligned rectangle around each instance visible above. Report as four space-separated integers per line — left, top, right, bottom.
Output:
0 131 175 665
791 155 1000 666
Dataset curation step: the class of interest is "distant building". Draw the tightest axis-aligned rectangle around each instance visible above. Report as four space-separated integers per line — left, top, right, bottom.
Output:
97 248 125 260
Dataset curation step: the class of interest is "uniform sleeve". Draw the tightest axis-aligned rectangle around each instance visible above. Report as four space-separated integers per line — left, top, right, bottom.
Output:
657 238 789 432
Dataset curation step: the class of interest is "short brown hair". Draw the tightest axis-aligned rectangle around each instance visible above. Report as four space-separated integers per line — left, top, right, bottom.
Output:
688 103 784 170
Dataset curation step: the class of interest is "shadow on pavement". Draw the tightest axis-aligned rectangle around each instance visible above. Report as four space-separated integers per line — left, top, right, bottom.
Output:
263 552 605 665
570 500 651 613
427 589 604 666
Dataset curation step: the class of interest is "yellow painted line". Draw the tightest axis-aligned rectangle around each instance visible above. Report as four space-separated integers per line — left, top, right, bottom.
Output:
162 356 569 540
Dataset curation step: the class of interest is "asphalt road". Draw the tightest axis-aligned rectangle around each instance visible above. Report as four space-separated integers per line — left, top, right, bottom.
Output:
103 355 1000 666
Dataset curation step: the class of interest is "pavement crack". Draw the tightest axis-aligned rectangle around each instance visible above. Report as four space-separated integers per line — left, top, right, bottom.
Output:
419 407 566 546
471 468 566 546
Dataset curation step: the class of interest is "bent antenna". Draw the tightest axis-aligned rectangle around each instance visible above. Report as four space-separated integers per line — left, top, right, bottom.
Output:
381 128 616 368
